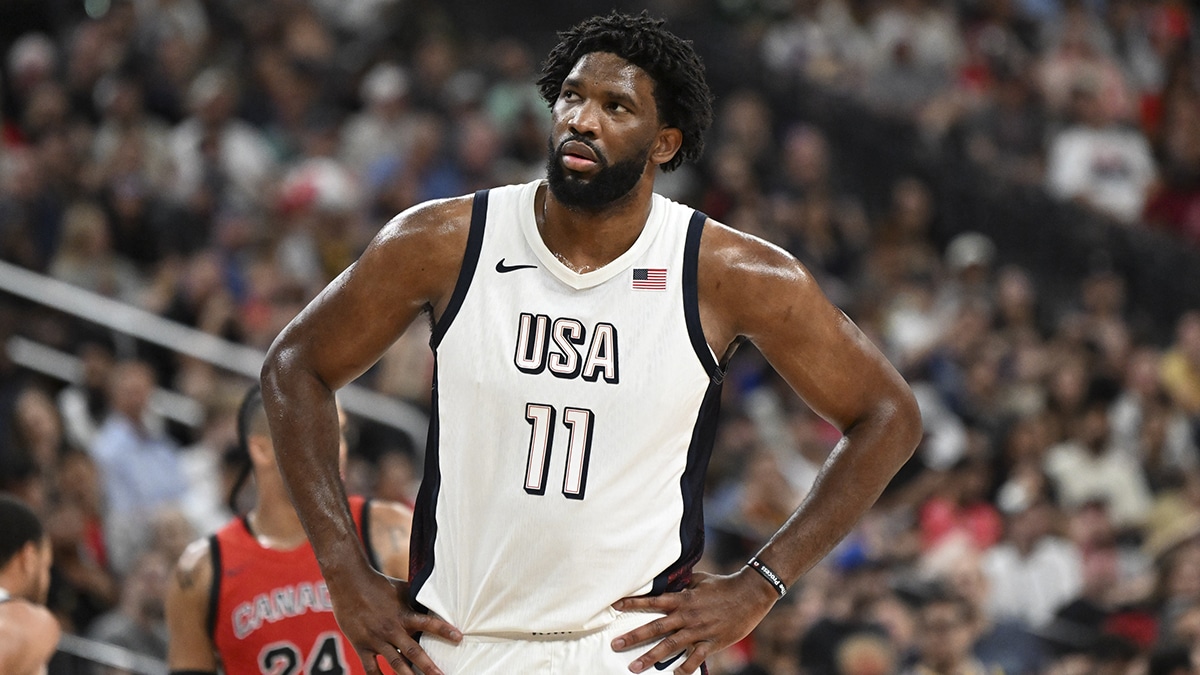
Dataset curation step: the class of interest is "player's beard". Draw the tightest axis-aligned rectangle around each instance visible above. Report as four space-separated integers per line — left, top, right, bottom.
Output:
546 135 652 211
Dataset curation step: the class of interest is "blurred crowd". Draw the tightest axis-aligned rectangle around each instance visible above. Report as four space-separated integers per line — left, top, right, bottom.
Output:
759 0 1200 241
0 0 1199 674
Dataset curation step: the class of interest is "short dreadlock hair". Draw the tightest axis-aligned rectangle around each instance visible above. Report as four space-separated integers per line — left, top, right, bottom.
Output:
537 11 714 173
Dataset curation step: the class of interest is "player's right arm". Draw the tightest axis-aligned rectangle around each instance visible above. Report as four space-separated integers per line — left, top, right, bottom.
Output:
261 198 472 675
166 538 219 674
0 601 61 675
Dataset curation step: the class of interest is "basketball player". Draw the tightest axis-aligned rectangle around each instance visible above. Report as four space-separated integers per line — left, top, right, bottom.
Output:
0 495 59 675
164 386 412 675
261 12 922 675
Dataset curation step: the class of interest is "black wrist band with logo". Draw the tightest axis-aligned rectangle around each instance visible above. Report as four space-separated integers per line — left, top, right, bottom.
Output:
746 556 787 598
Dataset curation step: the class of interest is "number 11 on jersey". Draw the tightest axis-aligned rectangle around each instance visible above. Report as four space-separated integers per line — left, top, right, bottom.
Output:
524 403 595 499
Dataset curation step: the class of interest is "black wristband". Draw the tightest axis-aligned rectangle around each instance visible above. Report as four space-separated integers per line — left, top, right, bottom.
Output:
746 556 787 598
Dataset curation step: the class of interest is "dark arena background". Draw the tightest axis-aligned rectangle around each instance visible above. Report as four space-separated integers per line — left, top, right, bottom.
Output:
1 0 1200 672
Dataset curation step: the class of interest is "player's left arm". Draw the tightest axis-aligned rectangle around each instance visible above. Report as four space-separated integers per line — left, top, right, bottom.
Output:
367 500 413 580
613 220 922 674
165 538 219 675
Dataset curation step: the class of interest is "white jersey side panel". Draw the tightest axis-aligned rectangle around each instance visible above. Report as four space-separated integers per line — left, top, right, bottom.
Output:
410 181 721 635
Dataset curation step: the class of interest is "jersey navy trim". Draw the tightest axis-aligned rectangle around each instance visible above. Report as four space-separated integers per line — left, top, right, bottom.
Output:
682 211 721 382
430 190 489 348
408 361 442 611
205 534 221 640
651 377 723 595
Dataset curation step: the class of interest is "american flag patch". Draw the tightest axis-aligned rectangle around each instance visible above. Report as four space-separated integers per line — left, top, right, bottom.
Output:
632 268 667 291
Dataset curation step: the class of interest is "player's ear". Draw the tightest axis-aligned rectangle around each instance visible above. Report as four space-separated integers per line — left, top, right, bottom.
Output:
246 432 275 466
17 540 40 578
650 126 682 167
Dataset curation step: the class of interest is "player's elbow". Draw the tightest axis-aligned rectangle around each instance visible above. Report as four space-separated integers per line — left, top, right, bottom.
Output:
261 332 307 399
884 384 923 465
260 338 287 393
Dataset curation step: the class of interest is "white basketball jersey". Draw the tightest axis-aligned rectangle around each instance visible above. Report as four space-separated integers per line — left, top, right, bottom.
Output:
410 180 723 636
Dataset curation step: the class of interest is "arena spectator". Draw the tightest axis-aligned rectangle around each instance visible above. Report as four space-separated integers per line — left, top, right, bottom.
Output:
44 449 118 634
57 333 116 451
1143 94 1200 246
0 146 66 271
1044 77 1156 223
1110 346 1199 493
48 201 143 303
798 556 896 675
340 61 423 180
1043 378 1154 530
918 454 1004 552
12 386 75 484
955 62 1048 185
87 360 187 575
84 550 170 669
177 390 238 536
902 585 989 675
1160 311 1200 420
982 474 1083 628
166 67 275 215
1036 3 1131 120
5 33 58 120
863 0 965 117
0 1 1198 671
930 547 1048 674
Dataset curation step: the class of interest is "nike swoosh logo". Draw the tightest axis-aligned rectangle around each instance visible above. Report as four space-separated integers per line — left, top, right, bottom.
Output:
654 651 685 671
496 258 538 273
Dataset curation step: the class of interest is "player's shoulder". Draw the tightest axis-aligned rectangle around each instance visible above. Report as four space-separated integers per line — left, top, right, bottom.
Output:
378 194 476 243
171 535 216 593
0 599 59 671
378 182 531 243
693 216 825 345
0 598 57 631
337 192 482 307
365 498 413 579
696 216 812 286
363 192 488 292
368 497 414 529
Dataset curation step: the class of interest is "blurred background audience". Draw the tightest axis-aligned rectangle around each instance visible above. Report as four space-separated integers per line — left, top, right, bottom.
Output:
1 0 1200 673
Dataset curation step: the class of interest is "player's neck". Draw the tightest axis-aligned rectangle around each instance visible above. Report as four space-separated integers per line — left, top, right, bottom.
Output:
247 490 308 549
539 179 654 272
0 577 27 603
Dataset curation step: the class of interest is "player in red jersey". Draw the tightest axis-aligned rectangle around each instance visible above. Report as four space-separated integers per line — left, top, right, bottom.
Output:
165 386 412 675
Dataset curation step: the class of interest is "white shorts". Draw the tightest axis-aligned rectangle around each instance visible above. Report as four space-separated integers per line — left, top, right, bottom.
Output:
419 612 690 674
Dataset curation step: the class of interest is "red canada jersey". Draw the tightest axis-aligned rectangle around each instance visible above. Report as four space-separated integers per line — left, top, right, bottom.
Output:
209 496 377 675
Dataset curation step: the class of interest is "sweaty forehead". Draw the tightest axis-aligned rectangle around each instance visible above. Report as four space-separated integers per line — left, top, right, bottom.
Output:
566 52 656 101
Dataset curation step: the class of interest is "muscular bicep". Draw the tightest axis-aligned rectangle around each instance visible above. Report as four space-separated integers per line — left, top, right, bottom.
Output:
368 501 413 579
166 540 218 672
270 198 472 392
701 224 912 431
